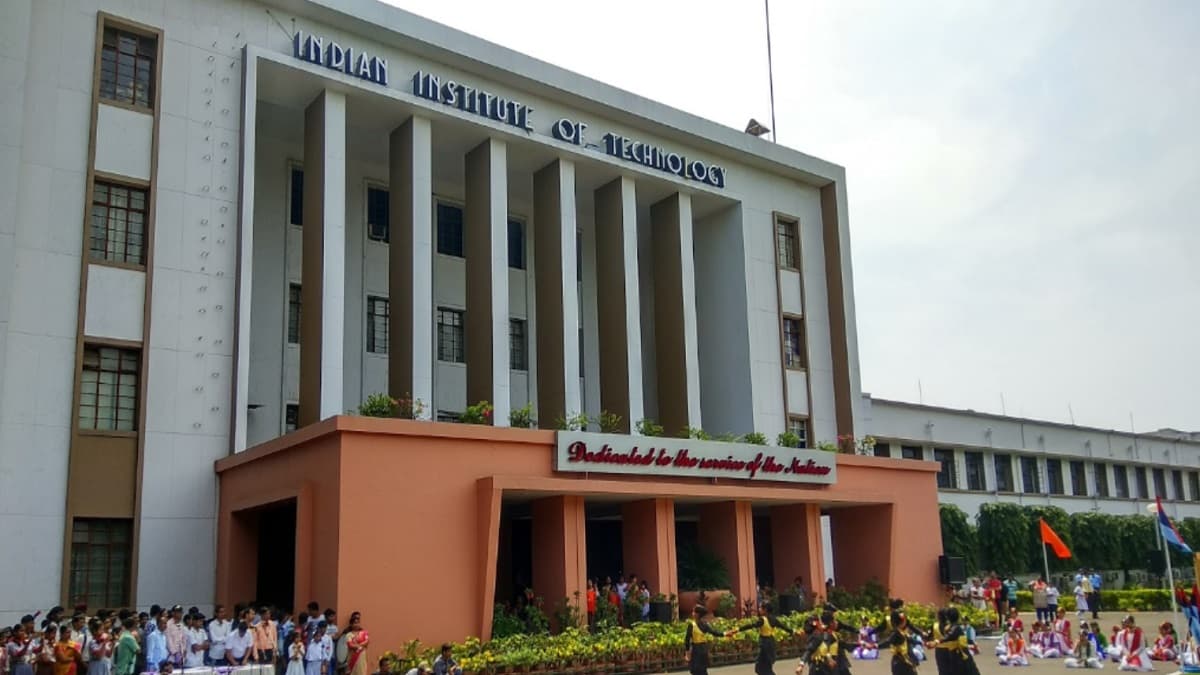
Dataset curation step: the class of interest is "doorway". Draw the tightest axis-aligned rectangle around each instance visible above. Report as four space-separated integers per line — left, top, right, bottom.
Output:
254 499 297 608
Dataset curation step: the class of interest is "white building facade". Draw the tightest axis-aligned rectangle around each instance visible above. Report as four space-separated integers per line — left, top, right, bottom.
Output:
0 0 1194 626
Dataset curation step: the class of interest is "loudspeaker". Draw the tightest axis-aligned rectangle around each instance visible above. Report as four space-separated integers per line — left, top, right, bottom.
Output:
939 555 967 585
1146 549 1166 575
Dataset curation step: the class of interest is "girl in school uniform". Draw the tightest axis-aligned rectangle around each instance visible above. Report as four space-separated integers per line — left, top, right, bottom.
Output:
85 621 111 675
286 632 306 675
998 627 1029 667
1073 585 1089 620
853 616 879 660
1149 622 1176 662
304 623 327 675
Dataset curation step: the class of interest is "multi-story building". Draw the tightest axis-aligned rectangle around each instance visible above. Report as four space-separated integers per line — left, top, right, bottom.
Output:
864 396 1200 521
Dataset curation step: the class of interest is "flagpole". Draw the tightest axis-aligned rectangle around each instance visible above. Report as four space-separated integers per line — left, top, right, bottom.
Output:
1156 497 1183 633
1042 540 1051 585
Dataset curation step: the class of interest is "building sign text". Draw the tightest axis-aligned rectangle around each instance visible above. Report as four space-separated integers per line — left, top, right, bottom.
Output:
293 31 389 86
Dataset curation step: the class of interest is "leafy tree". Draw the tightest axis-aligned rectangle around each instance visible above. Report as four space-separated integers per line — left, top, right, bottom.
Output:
1067 511 1122 570
1118 514 1156 571
1169 517 1200 568
978 502 1029 574
1023 505 1074 574
939 504 979 574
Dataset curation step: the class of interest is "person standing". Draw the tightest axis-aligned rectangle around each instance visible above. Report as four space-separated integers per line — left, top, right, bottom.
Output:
223 622 255 667
85 621 111 675
304 624 328 675
254 608 277 666
207 606 231 666
285 632 306 675
111 621 138 675
9 626 36 675
431 645 460 675
163 608 186 669
585 580 597 628
342 614 369 675
52 626 82 675
683 607 725 675
1087 570 1102 620
1029 578 1048 624
727 602 794 675
183 615 207 670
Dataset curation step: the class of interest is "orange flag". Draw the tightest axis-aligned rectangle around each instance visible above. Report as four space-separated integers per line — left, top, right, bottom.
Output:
1040 518 1072 559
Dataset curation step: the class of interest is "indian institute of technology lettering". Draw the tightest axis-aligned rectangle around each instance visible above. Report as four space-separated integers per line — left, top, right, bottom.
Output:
292 34 728 189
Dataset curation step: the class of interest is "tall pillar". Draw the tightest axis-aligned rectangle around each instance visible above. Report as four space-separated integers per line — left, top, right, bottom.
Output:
465 139 510 424
770 503 824 599
532 495 587 629
593 177 643 431
533 159 581 426
828 505 894 595
387 116 434 409
298 89 346 426
621 498 678 599
649 193 702 437
698 501 756 606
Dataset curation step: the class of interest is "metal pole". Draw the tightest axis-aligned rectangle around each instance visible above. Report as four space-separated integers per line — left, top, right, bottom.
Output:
1042 541 1050 586
764 0 778 143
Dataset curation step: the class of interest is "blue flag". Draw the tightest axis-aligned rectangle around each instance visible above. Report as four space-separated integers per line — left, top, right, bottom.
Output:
1156 496 1193 554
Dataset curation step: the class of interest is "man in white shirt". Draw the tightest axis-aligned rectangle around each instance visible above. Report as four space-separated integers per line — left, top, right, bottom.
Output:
184 614 208 669
224 621 256 666
207 605 232 666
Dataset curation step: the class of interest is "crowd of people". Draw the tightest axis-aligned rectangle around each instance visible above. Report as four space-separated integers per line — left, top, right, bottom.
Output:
583 575 652 625
953 569 1107 628
0 603 372 675
990 608 1197 671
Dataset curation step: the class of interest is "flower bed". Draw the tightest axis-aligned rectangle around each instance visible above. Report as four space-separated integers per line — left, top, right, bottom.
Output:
381 604 993 675
1012 588 1174 612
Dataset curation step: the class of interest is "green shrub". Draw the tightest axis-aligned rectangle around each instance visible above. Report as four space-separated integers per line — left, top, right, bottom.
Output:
555 412 590 431
635 418 664 436
742 432 768 445
939 504 978 575
777 431 802 448
978 503 1029 574
684 426 711 440
509 402 536 428
598 411 623 433
460 400 494 425
677 543 731 590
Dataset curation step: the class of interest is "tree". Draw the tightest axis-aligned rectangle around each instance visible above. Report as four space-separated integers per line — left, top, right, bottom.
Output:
1118 514 1156 571
939 504 979 574
1169 517 1200 568
1023 505 1074 574
978 502 1029 574
1067 511 1122 570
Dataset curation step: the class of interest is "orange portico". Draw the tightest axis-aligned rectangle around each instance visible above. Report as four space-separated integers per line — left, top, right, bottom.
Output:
215 417 942 650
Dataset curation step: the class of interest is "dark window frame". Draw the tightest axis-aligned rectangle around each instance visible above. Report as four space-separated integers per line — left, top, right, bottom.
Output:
284 403 299 433
366 296 389 354
436 202 464 257
287 283 301 344
1093 463 1110 497
437 307 465 363
288 166 303 227
775 217 799 270
1046 458 1064 495
1020 456 1041 493
1069 460 1087 496
68 518 132 609
782 316 805 369
787 416 808 449
366 184 389 243
507 219 526 269
89 180 148 265
994 453 1014 492
934 448 957 489
964 451 986 491
901 445 923 461
1152 468 1167 499
1171 469 1184 501
79 345 140 432
1113 464 1129 498
1189 471 1200 502
509 318 527 371
873 442 891 458
1135 466 1149 499
99 25 156 108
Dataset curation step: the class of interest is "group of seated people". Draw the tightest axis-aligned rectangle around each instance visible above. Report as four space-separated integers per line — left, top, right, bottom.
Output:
990 610 1198 671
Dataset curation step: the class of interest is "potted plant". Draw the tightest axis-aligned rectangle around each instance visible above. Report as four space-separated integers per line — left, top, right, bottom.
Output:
676 543 732 616
778 579 807 615
648 593 672 623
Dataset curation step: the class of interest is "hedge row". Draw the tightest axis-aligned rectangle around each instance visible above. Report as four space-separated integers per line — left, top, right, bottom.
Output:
1010 589 1175 612
939 503 1200 576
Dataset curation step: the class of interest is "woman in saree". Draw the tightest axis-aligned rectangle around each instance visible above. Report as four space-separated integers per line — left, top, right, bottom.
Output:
343 613 369 675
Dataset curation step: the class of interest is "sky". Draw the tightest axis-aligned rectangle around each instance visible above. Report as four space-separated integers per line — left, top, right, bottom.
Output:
381 0 1200 433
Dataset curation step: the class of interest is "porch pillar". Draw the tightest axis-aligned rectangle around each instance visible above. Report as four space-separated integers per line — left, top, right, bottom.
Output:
770 503 824 603
465 138 510 423
698 501 756 607
593 177 643 432
532 495 587 628
621 498 678 600
649 192 702 437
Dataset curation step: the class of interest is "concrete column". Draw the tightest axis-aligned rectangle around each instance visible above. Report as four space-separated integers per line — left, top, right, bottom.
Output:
387 116 434 410
593 177 643 431
298 89 346 425
770 503 825 598
828 505 894 595
621 498 678 599
698 501 756 606
533 159 582 426
531 495 587 629
649 193 702 437
465 139 510 424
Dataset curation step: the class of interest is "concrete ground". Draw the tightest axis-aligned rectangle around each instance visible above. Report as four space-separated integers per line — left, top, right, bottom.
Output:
703 612 1189 675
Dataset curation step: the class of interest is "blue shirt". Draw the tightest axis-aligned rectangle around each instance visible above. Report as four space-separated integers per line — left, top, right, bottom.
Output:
1003 580 1018 601
145 630 168 670
1089 573 1101 590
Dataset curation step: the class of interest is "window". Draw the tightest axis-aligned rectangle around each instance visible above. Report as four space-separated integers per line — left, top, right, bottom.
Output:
578 326 584 373
1135 466 1149 499
509 318 527 371
1153 468 1167 499
78 345 139 431
367 186 389 242
69 518 132 609
508 220 525 269
285 404 299 433
1113 464 1129 498
901 445 923 460
873 442 891 458
90 181 147 265
775 218 798 269
787 417 808 449
1021 457 1041 493
1094 463 1110 497
437 307 465 363
1070 460 1087 496
287 284 301 344
366 296 388 354
289 167 303 226
994 454 1013 492
436 410 460 422
934 449 957 489
965 451 986 491
1046 459 1064 495
99 27 155 108
576 232 583 282
1190 472 1200 502
782 317 805 368
437 203 464 257
1172 470 1184 501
